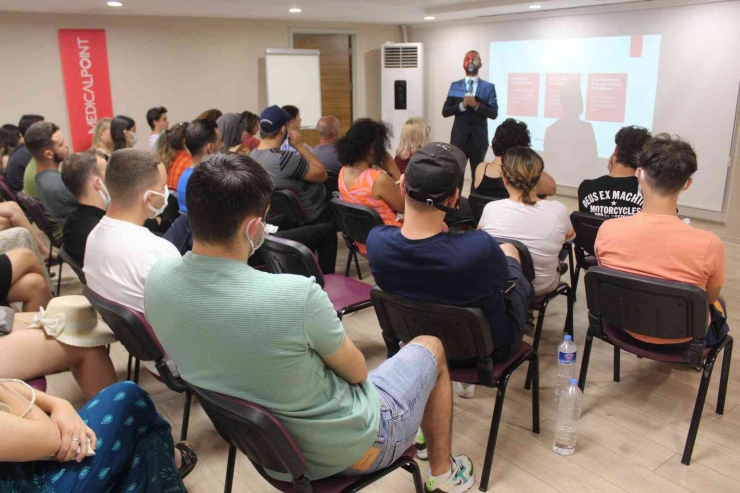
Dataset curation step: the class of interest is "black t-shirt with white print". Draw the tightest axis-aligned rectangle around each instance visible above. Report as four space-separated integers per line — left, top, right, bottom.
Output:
578 175 643 218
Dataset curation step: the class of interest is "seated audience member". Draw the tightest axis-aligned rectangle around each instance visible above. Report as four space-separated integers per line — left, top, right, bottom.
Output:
62 152 109 266
279 105 312 152
0 202 54 258
0 124 21 171
145 152 474 490
6 114 44 193
251 106 333 225
216 112 250 154
196 109 222 122
110 115 137 151
311 116 342 173
24 122 77 224
337 119 403 254
84 148 180 314
158 122 192 190
0 295 116 400
479 147 575 295
177 119 223 212
596 134 729 346
0 380 195 489
146 106 169 150
89 117 113 159
474 119 556 198
240 111 261 151
0 245 51 311
394 117 430 174
368 143 532 363
578 125 652 218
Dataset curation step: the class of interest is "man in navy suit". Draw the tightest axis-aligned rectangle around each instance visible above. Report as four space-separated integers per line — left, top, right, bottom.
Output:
442 50 498 190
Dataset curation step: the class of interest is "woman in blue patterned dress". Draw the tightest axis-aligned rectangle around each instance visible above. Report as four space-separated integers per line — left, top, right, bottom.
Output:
0 380 196 492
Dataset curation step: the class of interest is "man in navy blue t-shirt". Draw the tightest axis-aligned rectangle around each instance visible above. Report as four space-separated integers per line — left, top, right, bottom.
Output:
367 142 532 362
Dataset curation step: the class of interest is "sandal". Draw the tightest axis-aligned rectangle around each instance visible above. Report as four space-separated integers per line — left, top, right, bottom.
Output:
175 441 198 479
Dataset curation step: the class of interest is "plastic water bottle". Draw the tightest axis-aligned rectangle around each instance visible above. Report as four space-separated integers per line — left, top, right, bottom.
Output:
553 378 583 456
556 335 577 401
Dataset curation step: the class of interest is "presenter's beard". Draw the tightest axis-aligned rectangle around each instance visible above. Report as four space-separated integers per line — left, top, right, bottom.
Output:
465 64 479 76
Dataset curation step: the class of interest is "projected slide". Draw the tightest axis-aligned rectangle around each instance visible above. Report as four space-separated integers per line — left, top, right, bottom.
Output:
488 35 661 185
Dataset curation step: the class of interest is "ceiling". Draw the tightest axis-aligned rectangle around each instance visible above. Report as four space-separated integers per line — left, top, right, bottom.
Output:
0 0 654 24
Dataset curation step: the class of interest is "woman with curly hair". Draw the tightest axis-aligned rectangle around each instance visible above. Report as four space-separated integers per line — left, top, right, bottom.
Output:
157 122 192 190
474 118 556 198
478 147 575 295
337 119 403 254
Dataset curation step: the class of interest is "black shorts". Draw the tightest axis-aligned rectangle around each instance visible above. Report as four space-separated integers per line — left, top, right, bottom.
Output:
0 253 12 303
494 256 534 361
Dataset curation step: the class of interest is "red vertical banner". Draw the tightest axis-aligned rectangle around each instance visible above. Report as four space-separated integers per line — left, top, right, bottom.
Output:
58 29 113 152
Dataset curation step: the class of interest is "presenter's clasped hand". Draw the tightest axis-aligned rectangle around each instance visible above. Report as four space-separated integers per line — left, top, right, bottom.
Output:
463 95 479 109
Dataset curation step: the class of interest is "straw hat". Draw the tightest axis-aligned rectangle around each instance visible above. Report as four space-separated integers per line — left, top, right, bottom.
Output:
29 296 117 348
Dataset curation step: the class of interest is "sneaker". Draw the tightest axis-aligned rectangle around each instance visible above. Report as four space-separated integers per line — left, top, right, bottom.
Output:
415 430 428 460
454 382 475 399
425 455 475 493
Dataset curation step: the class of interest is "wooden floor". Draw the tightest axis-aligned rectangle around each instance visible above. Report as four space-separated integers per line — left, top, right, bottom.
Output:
45 195 740 493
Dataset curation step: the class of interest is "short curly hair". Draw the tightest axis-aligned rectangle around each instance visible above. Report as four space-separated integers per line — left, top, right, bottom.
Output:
637 133 697 196
336 118 391 166
614 126 652 169
491 119 531 157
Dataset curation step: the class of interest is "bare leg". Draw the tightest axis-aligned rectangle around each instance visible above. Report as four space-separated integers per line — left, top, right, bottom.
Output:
5 248 51 311
0 329 117 399
0 202 51 256
411 335 453 476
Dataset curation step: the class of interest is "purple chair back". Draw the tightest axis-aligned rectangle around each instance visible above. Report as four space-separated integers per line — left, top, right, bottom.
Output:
585 266 709 365
17 192 60 248
261 235 325 288
188 384 311 490
0 177 18 203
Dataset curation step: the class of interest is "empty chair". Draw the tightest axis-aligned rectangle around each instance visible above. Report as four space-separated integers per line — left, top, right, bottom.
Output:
261 235 372 319
16 192 63 295
330 198 384 279
578 266 733 465
83 286 193 441
371 286 539 491
569 211 606 293
190 383 424 493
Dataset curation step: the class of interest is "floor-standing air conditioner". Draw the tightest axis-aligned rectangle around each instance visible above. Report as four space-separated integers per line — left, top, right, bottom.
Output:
382 43 424 154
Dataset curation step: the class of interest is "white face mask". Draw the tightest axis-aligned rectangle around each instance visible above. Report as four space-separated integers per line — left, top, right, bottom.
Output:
143 185 169 218
96 178 110 209
245 217 266 257
126 130 138 146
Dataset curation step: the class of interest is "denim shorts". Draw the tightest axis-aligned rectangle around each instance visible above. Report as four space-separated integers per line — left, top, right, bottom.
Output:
340 343 438 476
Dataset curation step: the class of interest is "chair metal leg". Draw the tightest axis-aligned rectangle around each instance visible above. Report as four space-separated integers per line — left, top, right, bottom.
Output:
224 443 237 493
181 390 192 441
564 287 574 338
572 265 581 298
717 338 733 415
613 346 621 382
133 358 140 384
531 353 540 434
56 259 63 296
525 301 548 390
344 251 352 277
578 332 594 392
401 460 424 493
127 354 133 381
480 375 511 492
567 245 576 302
353 251 362 280
682 359 716 465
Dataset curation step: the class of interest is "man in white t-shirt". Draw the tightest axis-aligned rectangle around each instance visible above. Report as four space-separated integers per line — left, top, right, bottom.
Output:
84 148 180 312
478 147 575 294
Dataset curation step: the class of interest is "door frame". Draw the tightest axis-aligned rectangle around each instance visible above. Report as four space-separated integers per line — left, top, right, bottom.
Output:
289 28 358 126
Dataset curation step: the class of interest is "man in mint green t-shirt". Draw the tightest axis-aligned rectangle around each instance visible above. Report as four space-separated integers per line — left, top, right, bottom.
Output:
144 152 474 492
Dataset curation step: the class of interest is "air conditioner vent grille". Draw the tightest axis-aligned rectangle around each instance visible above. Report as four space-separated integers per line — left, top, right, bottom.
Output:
384 46 418 68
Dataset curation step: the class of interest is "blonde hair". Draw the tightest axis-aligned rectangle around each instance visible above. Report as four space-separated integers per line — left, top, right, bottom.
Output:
501 147 543 205
395 117 429 160
89 117 112 151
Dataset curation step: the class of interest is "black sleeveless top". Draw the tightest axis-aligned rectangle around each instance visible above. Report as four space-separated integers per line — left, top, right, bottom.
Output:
475 162 509 199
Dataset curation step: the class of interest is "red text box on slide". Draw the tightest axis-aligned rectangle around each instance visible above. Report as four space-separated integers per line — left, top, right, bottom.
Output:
585 73 628 123
507 73 540 117
545 73 581 119
58 29 114 152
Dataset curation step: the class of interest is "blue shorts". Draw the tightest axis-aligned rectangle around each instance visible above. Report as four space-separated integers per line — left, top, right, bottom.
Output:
340 343 438 476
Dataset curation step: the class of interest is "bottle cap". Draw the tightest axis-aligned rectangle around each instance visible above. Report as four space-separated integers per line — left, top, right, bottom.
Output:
569 378 578 385
564 335 572 341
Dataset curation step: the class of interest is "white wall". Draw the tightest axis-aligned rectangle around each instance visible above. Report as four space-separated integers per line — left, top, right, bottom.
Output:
0 12 401 150
411 2 740 218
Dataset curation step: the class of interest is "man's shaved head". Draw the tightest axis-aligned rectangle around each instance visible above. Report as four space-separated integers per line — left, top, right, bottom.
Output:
317 116 340 142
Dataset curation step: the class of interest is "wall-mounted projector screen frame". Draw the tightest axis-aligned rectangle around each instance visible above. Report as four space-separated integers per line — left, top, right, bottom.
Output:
265 48 322 129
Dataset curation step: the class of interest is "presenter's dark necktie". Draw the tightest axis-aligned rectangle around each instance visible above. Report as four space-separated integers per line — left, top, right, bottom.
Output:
467 79 474 95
